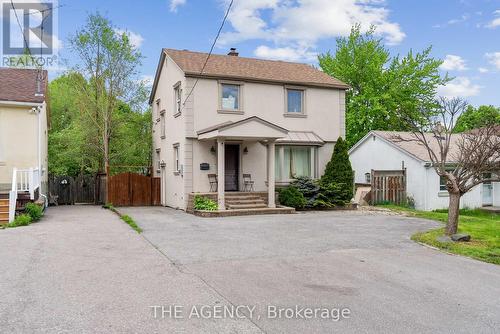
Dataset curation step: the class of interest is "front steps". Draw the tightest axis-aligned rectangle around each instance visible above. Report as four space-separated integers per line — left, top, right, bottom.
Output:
225 193 267 210
0 199 9 225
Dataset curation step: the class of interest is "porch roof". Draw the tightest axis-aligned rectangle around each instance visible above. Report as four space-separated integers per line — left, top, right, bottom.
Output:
197 116 288 141
276 131 325 146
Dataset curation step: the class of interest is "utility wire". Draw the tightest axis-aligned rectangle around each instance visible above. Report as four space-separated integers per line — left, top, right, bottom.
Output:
10 0 32 58
180 0 234 111
10 1 61 90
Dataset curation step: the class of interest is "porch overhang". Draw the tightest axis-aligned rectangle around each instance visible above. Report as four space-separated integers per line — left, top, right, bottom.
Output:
197 116 289 141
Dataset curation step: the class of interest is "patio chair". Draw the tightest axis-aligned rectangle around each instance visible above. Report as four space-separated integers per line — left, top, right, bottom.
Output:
208 174 218 192
243 174 254 192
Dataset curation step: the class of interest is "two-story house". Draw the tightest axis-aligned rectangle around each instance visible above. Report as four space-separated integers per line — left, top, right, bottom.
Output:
149 48 348 212
0 68 49 223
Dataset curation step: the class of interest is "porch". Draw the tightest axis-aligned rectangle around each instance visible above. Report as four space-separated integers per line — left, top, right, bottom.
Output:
196 116 289 212
186 192 295 216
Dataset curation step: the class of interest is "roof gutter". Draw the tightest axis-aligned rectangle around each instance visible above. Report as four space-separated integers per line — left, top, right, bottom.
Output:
184 72 350 90
0 100 44 107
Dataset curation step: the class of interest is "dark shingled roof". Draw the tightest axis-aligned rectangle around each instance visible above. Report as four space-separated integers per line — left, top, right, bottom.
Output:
164 48 349 89
0 68 48 104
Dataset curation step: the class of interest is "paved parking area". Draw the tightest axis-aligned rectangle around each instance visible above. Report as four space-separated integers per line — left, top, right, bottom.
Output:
121 207 500 334
0 206 259 333
1 206 499 333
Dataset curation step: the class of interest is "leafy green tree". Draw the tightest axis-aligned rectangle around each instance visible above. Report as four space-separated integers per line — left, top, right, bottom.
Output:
319 25 449 147
69 12 144 174
320 137 354 201
453 105 500 132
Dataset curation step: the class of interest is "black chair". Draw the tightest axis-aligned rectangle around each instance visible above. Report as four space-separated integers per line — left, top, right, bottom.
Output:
208 174 218 192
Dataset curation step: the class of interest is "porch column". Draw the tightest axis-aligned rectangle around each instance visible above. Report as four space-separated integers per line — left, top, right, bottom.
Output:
217 138 225 210
267 140 276 208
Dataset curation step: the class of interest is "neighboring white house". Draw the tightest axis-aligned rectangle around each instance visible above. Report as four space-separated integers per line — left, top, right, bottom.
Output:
0 68 49 223
349 130 500 211
149 48 348 211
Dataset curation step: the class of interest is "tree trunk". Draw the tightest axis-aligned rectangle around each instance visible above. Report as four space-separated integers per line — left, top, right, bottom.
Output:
445 191 461 235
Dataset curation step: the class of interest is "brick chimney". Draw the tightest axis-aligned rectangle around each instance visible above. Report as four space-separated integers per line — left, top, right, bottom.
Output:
227 48 239 56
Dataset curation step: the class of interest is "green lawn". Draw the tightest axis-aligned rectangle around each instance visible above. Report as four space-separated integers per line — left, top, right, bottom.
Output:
379 205 500 265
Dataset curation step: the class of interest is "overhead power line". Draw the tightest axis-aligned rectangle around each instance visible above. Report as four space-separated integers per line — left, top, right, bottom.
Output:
180 0 234 111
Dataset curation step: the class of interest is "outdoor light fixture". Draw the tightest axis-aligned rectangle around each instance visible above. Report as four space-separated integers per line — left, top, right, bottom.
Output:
243 147 248 154
210 146 216 154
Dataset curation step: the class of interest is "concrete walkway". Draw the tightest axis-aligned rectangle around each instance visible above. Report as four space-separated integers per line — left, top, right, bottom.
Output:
0 206 260 333
121 207 500 334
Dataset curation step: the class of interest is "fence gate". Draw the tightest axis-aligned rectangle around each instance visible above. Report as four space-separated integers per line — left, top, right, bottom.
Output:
49 174 98 205
108 172 161 206
370 169 407 205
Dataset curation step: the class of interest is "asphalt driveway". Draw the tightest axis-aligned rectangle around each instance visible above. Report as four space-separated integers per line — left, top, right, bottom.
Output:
0 206 259 333
1 206 499 333
119 207 500 334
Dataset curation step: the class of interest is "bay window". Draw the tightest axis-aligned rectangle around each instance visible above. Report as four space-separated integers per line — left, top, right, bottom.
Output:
275 146 316 181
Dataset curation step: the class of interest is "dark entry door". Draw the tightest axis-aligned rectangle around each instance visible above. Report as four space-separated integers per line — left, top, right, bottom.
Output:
225 144 239 191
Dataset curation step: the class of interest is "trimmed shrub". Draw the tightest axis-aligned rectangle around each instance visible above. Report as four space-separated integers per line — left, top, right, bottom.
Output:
314 183 351 208
25 202 43 221
320 137 354 202
9 214 33 227
278 186 306 209
290 176 320 208
194 195 218 211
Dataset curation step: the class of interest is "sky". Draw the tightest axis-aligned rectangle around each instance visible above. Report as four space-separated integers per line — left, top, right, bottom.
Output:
4 0 500 107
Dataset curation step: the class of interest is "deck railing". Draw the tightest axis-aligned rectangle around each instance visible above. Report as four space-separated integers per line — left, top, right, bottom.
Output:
8 168 40 222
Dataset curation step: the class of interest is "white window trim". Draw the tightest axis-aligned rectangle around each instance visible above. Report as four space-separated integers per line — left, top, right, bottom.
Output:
155 99 161 122
173 143 180 175
173 81 182 117
218 80 244 114
160 109 166 139
275 145 316 182
284 86 306 117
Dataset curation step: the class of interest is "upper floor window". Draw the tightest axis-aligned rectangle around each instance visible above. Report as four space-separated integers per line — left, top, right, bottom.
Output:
221 84 240 111
286 89 304 114
174 82 182 116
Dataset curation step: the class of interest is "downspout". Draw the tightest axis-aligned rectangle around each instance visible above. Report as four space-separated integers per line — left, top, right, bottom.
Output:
37 105 47 208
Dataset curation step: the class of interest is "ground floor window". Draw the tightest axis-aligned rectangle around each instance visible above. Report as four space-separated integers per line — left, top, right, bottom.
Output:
275 145 315 180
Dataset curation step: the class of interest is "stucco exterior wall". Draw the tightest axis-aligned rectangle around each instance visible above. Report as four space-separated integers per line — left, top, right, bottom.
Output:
190 78 343 142
151 55 187 209
152 54 346 210
0 103 48 193
350 133 492 211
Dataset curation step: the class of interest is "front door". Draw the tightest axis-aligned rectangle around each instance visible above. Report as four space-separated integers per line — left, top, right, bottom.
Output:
225 144 239 191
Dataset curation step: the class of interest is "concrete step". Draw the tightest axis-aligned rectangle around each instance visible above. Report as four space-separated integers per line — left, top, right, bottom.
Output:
226 203 268 210
225 195 262 200
225 199 265 205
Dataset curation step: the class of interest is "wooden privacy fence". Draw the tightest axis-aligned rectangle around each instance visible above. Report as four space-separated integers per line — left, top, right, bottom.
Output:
49 174 105 205
108 172 161 206
370 169 407 205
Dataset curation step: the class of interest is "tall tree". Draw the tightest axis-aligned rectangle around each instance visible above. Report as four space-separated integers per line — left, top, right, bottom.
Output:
319 25 449 147
69 13 144 175
453 105 500 133
394 97 500 236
